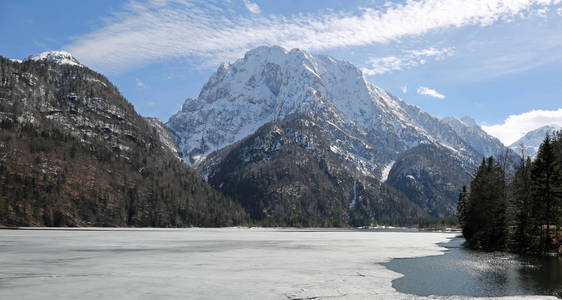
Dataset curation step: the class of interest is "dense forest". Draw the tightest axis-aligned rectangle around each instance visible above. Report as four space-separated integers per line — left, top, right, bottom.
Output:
458 131 562 255
0 56 248 227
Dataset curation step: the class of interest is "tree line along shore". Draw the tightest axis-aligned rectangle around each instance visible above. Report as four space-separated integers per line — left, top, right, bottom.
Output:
458 131 562 256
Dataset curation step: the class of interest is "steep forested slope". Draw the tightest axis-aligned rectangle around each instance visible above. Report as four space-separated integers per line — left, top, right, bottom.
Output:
0 55 247 227
201 115 426 226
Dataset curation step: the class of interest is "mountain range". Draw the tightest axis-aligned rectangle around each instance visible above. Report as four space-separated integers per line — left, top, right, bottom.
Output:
166 46 516 224
1 47 523 227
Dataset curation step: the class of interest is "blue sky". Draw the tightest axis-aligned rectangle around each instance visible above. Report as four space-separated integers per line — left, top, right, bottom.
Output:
1 0 562 145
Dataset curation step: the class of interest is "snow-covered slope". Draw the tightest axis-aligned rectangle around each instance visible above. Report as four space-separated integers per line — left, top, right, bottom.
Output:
145 117 180 158
26 51 82 67
442 116 507 158
167 46 485 179
510 125 561 158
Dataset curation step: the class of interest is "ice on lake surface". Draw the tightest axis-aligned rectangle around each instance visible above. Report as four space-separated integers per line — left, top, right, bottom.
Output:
0 228 557 299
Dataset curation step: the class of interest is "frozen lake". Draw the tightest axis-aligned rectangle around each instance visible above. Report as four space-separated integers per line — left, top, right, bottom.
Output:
0 228 557 299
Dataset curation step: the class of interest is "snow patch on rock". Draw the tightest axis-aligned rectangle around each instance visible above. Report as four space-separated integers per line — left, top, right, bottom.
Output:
27 51 82 67
381 161 394 182
167 46 492 176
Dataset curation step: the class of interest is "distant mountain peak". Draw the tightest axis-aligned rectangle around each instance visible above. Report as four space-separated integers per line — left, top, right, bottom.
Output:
245 45 288 57
509 124 561 158
169 45 387 164
442 115 508 158
26 50 82 67
460 116 479 128
167 46 510 171
164 45 515 222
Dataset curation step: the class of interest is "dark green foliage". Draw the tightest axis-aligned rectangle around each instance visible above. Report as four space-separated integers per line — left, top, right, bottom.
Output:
459 132 562 255
462 157 507 250
0 56 247 227
530 134 562 253
457 185 468 228
508 156 538 253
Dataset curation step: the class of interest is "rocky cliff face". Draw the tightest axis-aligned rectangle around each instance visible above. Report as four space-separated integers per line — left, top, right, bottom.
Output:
442 116 507 158
0 54 246 227
386 143 473 217
167 46 512 223
145 117 180 158
199 115 425 226
167 46 482 174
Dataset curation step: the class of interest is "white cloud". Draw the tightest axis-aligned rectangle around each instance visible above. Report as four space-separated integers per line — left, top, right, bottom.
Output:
136 78 147 89
243 0 261 14
535 7 549 17
482 108 562 145
400 85 407 94
416 86 445 99
65 0 560 73
362 47 454 75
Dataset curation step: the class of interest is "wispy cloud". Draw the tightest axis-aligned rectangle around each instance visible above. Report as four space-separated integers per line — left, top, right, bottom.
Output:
362 47 454 75
243 0 261 14
482 108 562 145
459 25 562 80
65 0 560 73
136 78 147 89
416 86 445 99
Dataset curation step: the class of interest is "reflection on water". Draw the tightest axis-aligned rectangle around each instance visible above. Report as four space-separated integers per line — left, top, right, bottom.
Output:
384 237 562 298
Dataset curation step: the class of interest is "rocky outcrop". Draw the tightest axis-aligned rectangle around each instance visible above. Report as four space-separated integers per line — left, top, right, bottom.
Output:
166 46 513 223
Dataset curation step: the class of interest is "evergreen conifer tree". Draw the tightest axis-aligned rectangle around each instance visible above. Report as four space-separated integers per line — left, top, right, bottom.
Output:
530 134 560 252
463 157 507 250
457 185 469 228
509 156 536 253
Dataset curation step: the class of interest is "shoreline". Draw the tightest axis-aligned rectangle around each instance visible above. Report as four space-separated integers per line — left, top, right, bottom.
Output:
0 225 460 234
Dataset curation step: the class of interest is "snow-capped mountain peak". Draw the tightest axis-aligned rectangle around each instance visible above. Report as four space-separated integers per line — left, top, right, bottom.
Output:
26 51 82 67
169 46 396 164
442 115 506 158
510 125 561 158
459 116 479 128
166 46 503 180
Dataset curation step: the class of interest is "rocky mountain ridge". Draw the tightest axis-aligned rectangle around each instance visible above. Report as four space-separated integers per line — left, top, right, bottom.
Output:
166 46 514 222
167 46 485 176
1 47 517 226
442 116 507 158
0 53 246 227
27 50 83 67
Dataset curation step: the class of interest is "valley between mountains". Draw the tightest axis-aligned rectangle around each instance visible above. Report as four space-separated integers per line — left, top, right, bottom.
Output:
0 47 516 227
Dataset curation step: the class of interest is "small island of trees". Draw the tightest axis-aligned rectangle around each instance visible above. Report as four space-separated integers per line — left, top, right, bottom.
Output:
458 131 561 255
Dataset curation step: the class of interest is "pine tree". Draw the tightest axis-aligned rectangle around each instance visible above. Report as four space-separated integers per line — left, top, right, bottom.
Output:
457 185 469 228
530 134 560 253
463 157 507 250
462 159 486 245
547 131 562 247
509 156 536 253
